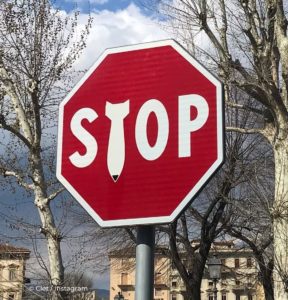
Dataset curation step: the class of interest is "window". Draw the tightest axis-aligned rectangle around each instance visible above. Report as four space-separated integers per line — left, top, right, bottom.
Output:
234 258 240 268
221 280 227 287
0 266 3 281
8 294 15 300
208 294 214 300
120 258 126 267
221 294 227 300
171 281 177 288
155 273 162 285
221 259 227 273
235 295 240 300
235 280 240 286
247 273 253 287
171 296 177 300
208 281 213 286
121 273 128 285
155 288 162 296
247 258 252 268
248 295 253 300
9 266 18 281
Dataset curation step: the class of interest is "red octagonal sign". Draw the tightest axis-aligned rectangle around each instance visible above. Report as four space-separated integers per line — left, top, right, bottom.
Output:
57 40 224 227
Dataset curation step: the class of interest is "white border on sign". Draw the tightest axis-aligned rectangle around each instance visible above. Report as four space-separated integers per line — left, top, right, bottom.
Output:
56 39 224 228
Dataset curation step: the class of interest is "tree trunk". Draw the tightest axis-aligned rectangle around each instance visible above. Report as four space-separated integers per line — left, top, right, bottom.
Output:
188 280 202 300
273 138 288 300
184 258 205 300
257 258 274 300
35 197 64 295
183 283 201 300
182 280 202 300
35 194 65 300
263 276 275 300
32 152 64 300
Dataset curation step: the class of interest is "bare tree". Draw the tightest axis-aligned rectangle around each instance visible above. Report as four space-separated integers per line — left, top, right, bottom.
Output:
0 1 92 298
222 126 275 299
142 0 288 297
153 111 257 300
224 221 274 300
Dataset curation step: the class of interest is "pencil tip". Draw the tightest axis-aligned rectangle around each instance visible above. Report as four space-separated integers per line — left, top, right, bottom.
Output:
112 175 119 182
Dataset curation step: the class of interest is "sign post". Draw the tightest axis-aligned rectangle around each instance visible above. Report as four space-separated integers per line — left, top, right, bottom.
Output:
135 226 155 300
57 39 224 300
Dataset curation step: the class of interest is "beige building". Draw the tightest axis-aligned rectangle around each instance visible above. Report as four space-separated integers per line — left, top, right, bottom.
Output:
0 244 30 300
109 241 264 300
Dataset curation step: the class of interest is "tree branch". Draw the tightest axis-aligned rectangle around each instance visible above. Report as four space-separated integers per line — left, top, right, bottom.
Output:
125 228 136 244
1 169 33 190
0 115 32 148
226 126 264 135
226 101 266 116
46 187 65 203
0 56 33 144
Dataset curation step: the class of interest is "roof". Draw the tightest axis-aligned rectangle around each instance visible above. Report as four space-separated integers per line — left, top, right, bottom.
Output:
109 246 169 258
191 239 235 246
0 244 30 255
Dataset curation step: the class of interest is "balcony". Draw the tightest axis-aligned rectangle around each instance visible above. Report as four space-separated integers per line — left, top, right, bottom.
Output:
118 283 135 291
232 285 256 293
119 273 134 291
155 280 168 288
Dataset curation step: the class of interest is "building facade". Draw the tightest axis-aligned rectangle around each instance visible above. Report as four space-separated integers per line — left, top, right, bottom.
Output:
0 244 30 300
109 241 264 300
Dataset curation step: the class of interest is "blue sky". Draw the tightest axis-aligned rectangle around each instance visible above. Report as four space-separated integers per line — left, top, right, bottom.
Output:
55 0 148 14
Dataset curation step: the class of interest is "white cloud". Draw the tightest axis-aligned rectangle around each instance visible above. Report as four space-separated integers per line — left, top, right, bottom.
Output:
73 3 170 71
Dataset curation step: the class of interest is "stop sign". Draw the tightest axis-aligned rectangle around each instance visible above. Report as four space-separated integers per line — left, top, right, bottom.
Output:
57 40 224 227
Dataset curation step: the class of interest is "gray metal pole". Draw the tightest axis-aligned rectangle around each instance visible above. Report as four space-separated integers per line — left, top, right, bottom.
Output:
213 279 218 300
135 225 155 300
